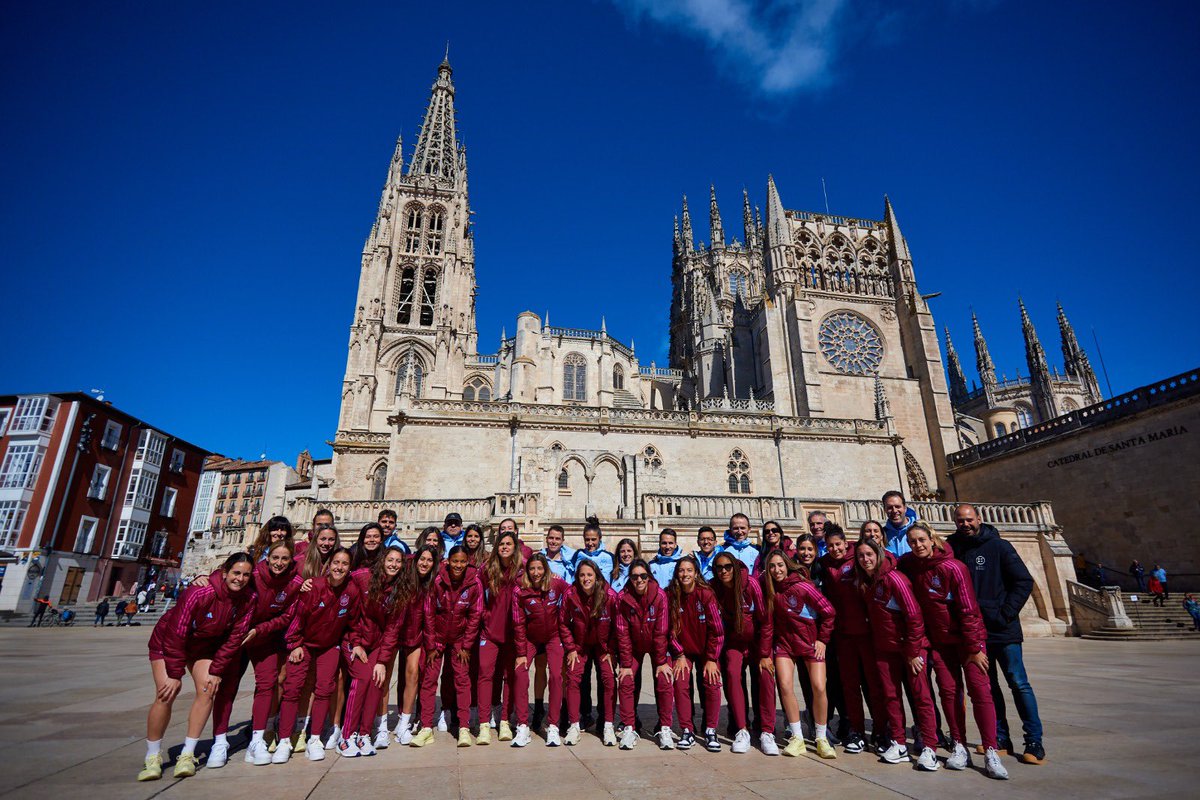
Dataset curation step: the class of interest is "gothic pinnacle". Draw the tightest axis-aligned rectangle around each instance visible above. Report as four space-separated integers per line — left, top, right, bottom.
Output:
680 195 694 253
943 326 969 405
709 184 724 246
742 188 755 248
765 175 787 250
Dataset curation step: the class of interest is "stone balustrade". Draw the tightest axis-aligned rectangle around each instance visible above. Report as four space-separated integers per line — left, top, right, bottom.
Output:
1067 580 1133 634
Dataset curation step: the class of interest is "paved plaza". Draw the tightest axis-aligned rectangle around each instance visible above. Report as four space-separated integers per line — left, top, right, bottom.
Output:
0 626 1196 800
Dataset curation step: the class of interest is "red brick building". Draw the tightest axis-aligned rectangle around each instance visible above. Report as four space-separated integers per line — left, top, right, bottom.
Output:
0 392 209 612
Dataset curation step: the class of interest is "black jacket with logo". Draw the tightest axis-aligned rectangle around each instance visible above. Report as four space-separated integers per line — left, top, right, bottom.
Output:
945 523 1033 645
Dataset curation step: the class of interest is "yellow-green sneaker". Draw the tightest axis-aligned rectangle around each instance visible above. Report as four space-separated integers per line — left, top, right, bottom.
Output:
497 720 513 741
136 754 163 782
476 725 491 745
173 752 198 778
782 736 807 757
409 727 435 747
815 737 838 759
457 728 474 747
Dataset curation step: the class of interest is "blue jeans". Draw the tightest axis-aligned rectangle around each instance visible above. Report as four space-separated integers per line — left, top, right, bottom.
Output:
986 643 1043 744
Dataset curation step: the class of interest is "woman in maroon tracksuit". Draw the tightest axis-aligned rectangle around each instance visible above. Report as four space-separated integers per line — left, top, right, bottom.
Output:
411 546 483 747
340 545 413 757
667 555 724 752
209 539 304 767
274 547 361 764
293 510 335 562
512 553 568 747
854 537 940 770
900 523 1001 772
560 559 618 746
138 552 256 782
475 530 524 745
614 558 673 750
711 552 775 754
754 520 797 573
762 550 837 759
393 544 437 744
820 528 885 754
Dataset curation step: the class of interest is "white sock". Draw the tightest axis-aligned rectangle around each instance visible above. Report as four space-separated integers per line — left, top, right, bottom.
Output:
399 712 411 729
251 730 265 744
705 727 716 735
214 733 228 747
815 724 827 740
146 739 162 757
788 721 804 739
182 736 199 756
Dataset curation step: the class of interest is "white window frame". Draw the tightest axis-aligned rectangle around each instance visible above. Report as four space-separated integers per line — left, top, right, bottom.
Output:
87 464 112 500
101 420 122 450
0 443 44 490
10 396 53 434
168 449 185 473
160 487 178 518
124 467 159 511
0 409 9 437
136 430 167 466
0 500 28 549
113 519 147 559
76 516 100 554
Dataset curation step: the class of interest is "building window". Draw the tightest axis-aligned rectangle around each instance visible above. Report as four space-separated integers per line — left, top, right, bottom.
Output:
395 266 416 324
395 357 425 397
160 487 178 518
1014 404 1034 429
994 423 1007 438
0 443 45 490
113 519 148 560
727 449 752 494
563 353 587 402
426 208 445 255
124 468 159 511
463 376 491 402
135 430 167 466
0 409 9 437
729 271 748 298
101 420 122 450
168 449 185 473
75 516 100 554
404 205 424 254
87 464 112 500
10 396 55 434
0 501 28 548
149 530 170 559
419 268 438 326
613 364 625 391
371 464 387 501
642 445 663 469
557 468 570 492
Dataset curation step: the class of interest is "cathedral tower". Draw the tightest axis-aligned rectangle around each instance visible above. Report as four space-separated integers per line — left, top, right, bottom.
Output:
1020 298 1058 421
1057 302 1102 405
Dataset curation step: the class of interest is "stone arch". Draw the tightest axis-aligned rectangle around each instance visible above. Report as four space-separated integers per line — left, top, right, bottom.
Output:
369 460 388 501
591 458 623 520
902 446 936 501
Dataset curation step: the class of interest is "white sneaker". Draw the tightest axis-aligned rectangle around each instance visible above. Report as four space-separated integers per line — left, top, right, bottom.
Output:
356 733 376 757
916 746 940 771
336 736 360 758
546 726 562 747
564 723 581 746
436 711 449 732
657 727 676 750
759 732 780 756
880 741 909 764
619 726 638 750
306 735 326 761
603 722 617 746
206 740 228 769
373 729 390 750
324 725 341 750
731 729 751 754
271 739 292 764
946 741 970 770
512 724 532 748
985 748 1010 780
246 739 271 766
396 725 414 745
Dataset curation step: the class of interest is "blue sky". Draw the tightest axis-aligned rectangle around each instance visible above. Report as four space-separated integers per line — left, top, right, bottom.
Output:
3 1 1197 461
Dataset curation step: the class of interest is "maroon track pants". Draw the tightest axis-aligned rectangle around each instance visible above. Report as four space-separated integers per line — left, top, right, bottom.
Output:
835 633 885 736
720 646 775 733
279 645 340 739
618 652 674 729
674 653 723 732
420 647 472 729
342 644 386 737
512 638 564 727
875 648 937 747
477 639 517 723
929 643 998 749
564 647 614 725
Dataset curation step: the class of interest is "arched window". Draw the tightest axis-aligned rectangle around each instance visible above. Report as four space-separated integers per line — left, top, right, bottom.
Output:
419 269 438 326
426 208 445 255
403 205 423 254
395 356 425 396
558 468 569 490
727 449 751 495
394 266 416 324
463 376 491 402
371 464 387 501
1062 397 1079 412
1014 404 1034 429
642 445 662 469
994 423 1007 438
613 364 625 391
729 271 748 298
563 353 586 402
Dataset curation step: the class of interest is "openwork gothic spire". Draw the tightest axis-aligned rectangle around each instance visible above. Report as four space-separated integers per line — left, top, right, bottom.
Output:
944 326 969 405
1057 302 1102 402
874 372 891 420
709 184 724 246
742 189 756 249
680 196 694 253
409 58 459 183
1019 298 1058 420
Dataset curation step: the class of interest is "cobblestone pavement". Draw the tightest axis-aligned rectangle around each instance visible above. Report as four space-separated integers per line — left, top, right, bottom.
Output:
0 627 1195 799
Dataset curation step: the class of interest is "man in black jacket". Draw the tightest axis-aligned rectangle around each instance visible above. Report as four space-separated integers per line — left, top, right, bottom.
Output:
946 503 1046 765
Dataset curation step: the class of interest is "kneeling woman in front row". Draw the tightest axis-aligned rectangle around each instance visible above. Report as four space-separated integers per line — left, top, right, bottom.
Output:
138 552 256 781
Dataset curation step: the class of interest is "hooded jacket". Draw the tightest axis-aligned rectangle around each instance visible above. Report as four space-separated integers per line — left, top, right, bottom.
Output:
559 584 617 655
541 545 576 581
859 557 928 660
898 544 987 654
246 560 304 641
513 576 570 649
693 548 720 580
648 547 684 586
669 585 725 661
764 573 835 658
345 567 409 662
712 572 772 659
149 577 256 679
721 533 760 574
283 575 362 652
572 546 615 580
884 507 919 557
382 533 411 554
820 551 870 637
753 536 797 574
477 564 522 645
615 579 670 668
945 523 1034 645
610 562 631 593
424 566 483 653
439 528 465 558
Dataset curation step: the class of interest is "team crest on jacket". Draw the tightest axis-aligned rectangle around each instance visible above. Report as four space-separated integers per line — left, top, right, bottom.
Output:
930 576 942 589
548 590 557 601
339 594 350 607
274 591 287 604
975 555 986 566
460 590 470 600
841 564 853 574
788 595 798 608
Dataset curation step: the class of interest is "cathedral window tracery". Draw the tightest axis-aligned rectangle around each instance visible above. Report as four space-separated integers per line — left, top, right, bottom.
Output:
727 449 751 494
463 376 491 401
371 463 387 501
426 207 445 255
557 468 570 491
642 445 663 470
818 311 885 375
403 205 424 254
563 353 587 402
729 271 748 299
395 356 425 396
613 364 625 391
395 266 416 324
419 269 438 326
1014 403 1034 429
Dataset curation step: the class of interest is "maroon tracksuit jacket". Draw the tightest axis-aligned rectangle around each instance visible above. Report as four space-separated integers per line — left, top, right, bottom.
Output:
513 577 570 649
859 557 928 660
820 552 871 637
712 576 772 658
345 568 408 663
669 585 724 661
423 568 483 653
148 578 256 679
477 567 522 646
764 573 835 658
283 576 362 651
559 584 617 656
898 546 986 655
615 579 670 668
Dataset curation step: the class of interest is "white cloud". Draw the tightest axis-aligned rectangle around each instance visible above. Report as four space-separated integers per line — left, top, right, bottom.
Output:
610 0 849 94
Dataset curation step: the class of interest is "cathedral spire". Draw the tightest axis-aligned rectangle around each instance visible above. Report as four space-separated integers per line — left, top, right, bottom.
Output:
708 184 724 246
972 310 997 403
680 196 694 253
742 189 756 249
408 56 460 183
874 373 891 421
1020 298 1058 421
883 195 911 262
944 326 969 406
1057 302 1102 403
765 175 787 250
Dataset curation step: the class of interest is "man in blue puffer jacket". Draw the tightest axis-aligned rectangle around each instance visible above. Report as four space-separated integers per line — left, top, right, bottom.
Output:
946 503 1045 766
721 513 759 574
648 528 684 586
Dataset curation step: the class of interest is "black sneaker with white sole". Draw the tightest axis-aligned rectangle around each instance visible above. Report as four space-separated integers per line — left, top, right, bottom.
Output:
843 733 866 754
704 732 721 752
678 731 695 750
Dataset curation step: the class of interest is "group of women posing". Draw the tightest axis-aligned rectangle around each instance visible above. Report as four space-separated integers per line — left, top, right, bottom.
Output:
137 511 1009 782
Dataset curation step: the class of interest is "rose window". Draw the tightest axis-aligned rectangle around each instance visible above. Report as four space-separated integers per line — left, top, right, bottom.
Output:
818 311 884 375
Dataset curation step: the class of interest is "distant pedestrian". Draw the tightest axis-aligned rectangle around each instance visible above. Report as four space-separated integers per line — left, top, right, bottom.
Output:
1183 595 1200 632
1092 563 1107 588
1129 560 1146 592
1151 565 1169 602
137 589 148 612
28 595 51 627
124 598 139 625
95 598 111 626
1148 576 1165 607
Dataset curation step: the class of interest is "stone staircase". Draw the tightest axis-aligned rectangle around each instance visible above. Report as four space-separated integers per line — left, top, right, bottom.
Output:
1080 592 1200 641
0 597 173 628
611 388 643 409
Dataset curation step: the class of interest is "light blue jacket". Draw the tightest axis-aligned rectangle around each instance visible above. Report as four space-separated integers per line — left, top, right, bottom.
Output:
721 533 759 574
648 547 684 587
542 545 577 582
440 529 465 558
884 508 918 558
573 547 615 579
693 548 720 580
383 533 411 555
610 563 631 593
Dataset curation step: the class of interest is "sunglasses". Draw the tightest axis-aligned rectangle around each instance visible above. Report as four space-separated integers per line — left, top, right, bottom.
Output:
714 563 734 572
630 573 649 581
765 528 781 534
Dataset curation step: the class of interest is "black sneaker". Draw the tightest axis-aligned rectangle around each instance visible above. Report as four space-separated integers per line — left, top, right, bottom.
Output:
678 731 695 750
704 731 721 752
844 733 866 754
1021 741 1045 765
